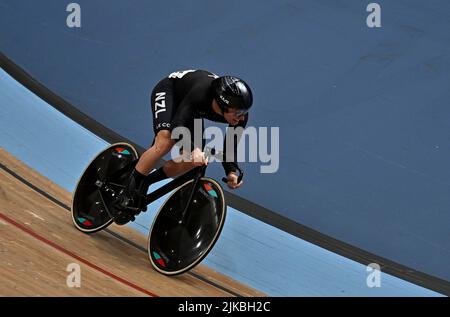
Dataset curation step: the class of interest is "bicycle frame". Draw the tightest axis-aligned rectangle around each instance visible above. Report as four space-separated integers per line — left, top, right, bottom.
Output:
145 164 206 206
144 152 243 208
103 145 242 222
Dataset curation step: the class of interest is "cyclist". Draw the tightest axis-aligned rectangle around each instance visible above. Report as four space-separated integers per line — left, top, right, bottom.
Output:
113 70 253 224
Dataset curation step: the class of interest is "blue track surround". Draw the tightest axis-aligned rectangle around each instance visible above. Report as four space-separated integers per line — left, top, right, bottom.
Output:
0 68 444 296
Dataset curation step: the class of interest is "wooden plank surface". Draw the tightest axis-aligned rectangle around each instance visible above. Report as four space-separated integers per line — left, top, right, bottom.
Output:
0 148 265 297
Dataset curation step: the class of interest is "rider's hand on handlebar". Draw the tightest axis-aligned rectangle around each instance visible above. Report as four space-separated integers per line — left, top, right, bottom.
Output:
225 172 243 189
190 148 208 166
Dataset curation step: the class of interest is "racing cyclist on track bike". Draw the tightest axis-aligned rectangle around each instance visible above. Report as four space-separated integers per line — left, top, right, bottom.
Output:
113 69 253 225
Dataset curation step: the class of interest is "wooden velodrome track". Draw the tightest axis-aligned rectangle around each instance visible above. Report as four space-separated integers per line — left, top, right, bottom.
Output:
0 148 265 297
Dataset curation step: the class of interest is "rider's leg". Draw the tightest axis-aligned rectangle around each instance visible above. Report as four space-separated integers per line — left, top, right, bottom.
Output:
113 130 174 221
158 118 205 178
161 151 199 178
135 130 199 185
125 130 174 194
135 130 175 175
112 78 177 224
114 133 205 225
119 132 199 208
117 75 176 208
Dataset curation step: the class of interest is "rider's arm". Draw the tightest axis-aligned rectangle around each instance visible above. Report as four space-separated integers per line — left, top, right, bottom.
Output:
222 114 248 176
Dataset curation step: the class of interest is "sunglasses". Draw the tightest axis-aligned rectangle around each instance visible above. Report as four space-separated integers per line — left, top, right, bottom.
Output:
226 107 248 117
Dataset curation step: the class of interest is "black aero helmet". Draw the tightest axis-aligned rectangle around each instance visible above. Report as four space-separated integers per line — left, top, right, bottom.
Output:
212 76 253 114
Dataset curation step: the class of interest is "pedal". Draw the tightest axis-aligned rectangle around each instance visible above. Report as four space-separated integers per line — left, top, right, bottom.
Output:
112 212 135 225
